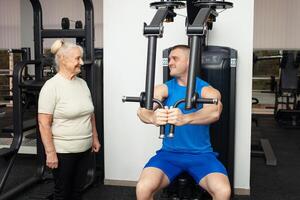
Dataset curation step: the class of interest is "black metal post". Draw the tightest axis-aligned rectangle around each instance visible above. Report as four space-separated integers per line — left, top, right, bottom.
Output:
145 36 157 109
185 36 201 109
30 0 43 81
143 7 169 109
83 0 94 63
82 0 97 189
185 7 216 109
21 47 31 61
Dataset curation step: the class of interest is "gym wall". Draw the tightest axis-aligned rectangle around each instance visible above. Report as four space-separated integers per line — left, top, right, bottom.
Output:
1 0 103 55
254 0 300 50
0 0 21 49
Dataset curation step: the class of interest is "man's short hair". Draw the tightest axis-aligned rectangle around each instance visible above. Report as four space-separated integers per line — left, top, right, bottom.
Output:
170 44 190 52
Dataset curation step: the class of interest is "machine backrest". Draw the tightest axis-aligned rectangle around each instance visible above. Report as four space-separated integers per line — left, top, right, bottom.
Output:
163 46 237 186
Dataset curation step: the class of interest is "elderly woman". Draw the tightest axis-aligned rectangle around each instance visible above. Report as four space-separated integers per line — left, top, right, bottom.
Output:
38 40 101 200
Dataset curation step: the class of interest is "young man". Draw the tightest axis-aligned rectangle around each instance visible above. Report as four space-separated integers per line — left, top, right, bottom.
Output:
136 45 231 200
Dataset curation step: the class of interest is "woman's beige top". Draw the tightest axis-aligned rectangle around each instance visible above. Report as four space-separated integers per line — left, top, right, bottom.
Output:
38 73 94 153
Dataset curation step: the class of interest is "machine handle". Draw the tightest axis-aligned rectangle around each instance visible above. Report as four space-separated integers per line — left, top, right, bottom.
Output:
168 97 218 138
196 98 218 104
122 96 140 103
122 96 166 139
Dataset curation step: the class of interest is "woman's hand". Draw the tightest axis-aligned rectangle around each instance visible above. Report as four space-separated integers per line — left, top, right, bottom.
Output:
91 113 101 152
46 151 58 169
92 136 101 152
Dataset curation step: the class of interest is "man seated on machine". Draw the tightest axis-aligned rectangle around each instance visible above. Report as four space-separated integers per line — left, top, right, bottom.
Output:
136 45 231 200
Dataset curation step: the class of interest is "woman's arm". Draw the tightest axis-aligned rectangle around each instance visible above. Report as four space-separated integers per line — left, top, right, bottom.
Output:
38 113 58 169
91 113 101 152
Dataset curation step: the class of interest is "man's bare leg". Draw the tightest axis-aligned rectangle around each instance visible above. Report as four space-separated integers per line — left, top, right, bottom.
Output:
136 167 170 200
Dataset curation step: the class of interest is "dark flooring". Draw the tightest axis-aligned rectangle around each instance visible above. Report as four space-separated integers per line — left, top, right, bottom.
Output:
1 109 300 200
249 114 300 200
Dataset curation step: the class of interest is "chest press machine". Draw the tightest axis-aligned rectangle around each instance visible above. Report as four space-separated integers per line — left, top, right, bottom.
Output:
123 0 236 199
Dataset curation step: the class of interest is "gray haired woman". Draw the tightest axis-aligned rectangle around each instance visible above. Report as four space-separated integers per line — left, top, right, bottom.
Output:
38 40 101 200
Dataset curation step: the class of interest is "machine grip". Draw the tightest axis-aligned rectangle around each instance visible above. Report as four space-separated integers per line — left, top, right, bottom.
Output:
196 98 218 104
122 96 140 103
159 126 165 139
168 124 175 138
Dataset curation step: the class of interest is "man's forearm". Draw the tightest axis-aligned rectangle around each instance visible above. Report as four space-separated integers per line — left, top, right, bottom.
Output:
184 103 222 125
137 108 154 124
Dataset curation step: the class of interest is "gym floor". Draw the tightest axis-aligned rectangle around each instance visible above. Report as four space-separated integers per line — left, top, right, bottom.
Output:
1 109 300 200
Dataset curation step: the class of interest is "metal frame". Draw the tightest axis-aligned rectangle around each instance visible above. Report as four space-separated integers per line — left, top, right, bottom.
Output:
185 7 218 109
0 60 42 200
123 0 233 138
123 1 187 138
143 7 175 109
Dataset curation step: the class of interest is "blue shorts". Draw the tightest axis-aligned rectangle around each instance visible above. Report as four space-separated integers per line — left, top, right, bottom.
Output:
144 150 228 184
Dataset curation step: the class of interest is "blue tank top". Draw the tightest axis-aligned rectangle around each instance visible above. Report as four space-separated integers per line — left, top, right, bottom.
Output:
162 78 213 153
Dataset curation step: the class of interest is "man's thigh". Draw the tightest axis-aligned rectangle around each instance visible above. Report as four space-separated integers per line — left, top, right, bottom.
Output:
199 172 230 195
138 167 170 190
185 152 228 184
144 151 183 184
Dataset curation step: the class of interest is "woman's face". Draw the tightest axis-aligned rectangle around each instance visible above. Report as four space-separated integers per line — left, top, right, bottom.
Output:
61 47 83 75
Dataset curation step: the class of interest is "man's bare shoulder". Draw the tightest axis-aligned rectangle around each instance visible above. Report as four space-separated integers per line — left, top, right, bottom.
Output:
154 84 168 100
201 86 221 99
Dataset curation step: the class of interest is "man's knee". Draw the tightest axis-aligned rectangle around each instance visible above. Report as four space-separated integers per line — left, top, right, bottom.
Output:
218 184 231 197
211 183 231 199
136 179 158 199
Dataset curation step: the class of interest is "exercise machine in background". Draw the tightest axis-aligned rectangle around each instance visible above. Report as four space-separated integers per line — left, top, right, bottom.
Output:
274 51 300 128
253 50 300 128
0 0 104 199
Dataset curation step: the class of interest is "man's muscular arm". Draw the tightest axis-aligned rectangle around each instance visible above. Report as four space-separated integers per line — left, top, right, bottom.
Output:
137 84 168 126
167 86 222 126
